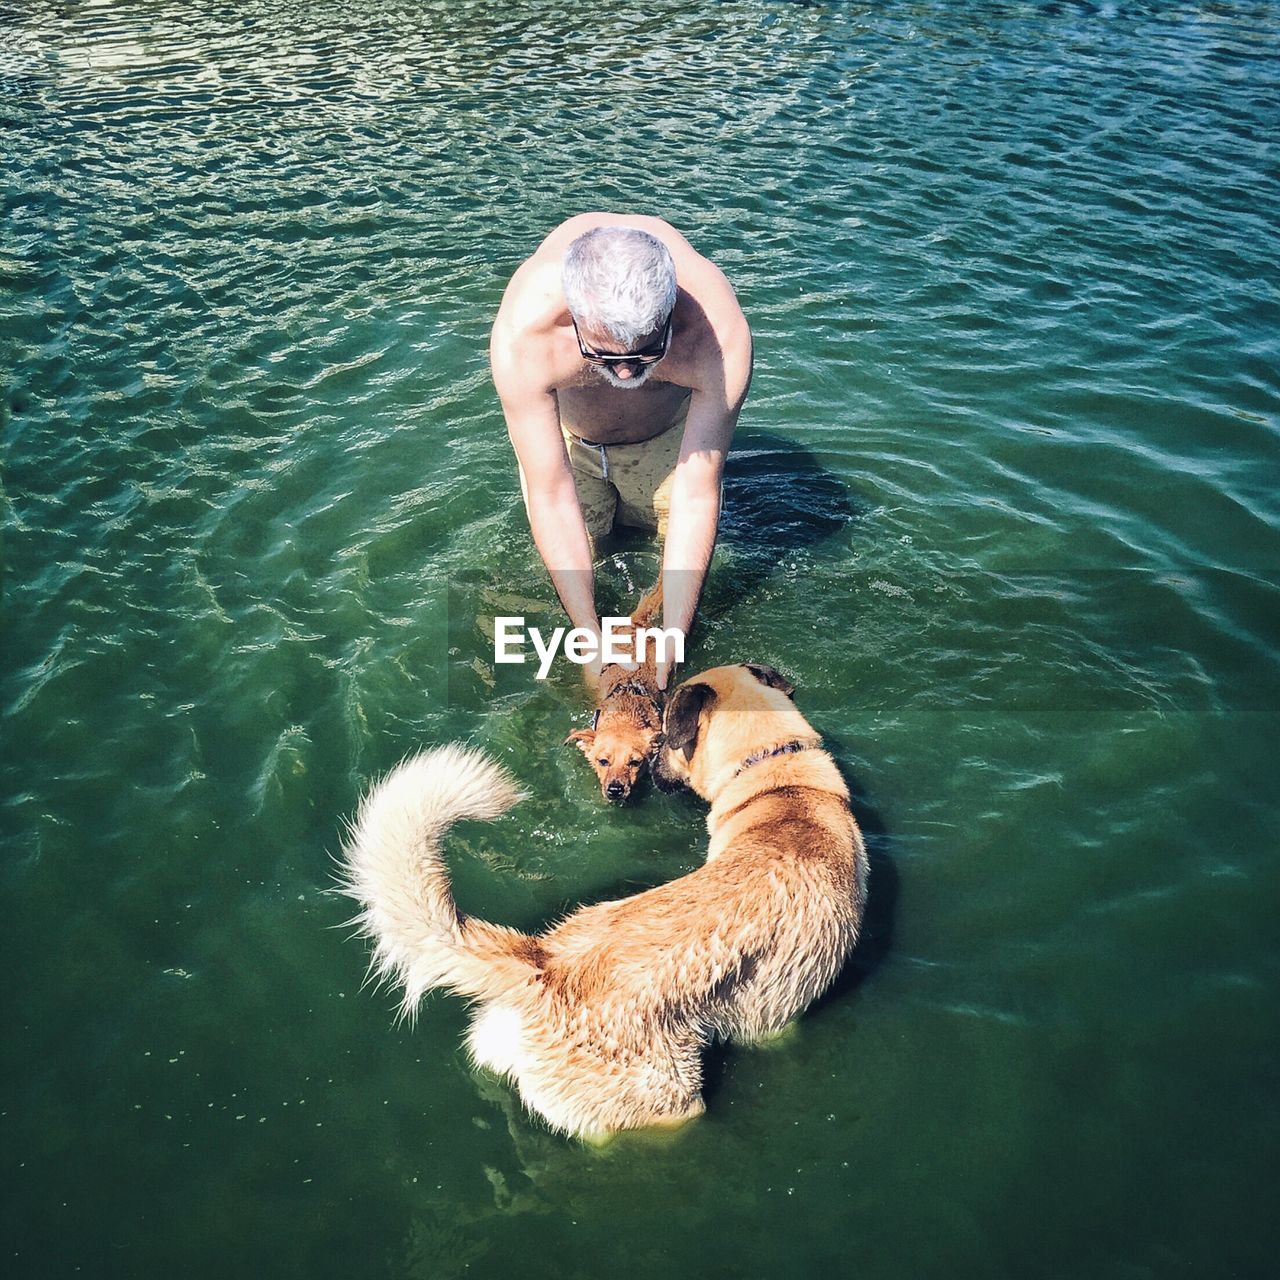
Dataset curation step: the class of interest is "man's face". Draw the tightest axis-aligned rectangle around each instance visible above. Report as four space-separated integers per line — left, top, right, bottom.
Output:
573 316 671 391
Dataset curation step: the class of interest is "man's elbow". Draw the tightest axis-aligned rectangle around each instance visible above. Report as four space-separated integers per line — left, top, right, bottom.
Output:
525 475 579 518
671 468 723 513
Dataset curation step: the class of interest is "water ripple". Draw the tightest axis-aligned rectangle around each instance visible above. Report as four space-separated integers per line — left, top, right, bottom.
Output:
2 4 1279 1269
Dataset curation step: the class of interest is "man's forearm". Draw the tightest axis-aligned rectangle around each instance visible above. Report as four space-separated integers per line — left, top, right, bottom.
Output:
661 489 721 641
527 493 598 634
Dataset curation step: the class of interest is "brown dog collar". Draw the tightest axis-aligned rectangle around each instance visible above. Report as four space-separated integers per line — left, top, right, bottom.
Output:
733 740 813 778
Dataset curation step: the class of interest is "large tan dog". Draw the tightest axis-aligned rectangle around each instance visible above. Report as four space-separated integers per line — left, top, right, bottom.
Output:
339 663 868 1139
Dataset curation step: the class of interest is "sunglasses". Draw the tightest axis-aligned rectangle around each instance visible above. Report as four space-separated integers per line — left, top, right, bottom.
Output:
573 315 672 367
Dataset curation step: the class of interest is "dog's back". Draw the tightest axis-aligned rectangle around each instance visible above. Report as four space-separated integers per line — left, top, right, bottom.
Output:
466 801 858 1135
543 783 858 1029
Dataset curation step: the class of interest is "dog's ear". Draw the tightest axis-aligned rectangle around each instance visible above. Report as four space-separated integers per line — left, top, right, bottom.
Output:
743 663 796 699
565 727 596 756
662 682 716 759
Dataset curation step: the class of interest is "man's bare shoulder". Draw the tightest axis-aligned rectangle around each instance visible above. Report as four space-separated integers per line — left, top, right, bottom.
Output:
677 258 751 389
490 258 573 400
494 257 561 335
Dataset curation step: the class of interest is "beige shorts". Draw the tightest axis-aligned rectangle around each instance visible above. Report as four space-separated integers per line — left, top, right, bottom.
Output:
521 397 689 546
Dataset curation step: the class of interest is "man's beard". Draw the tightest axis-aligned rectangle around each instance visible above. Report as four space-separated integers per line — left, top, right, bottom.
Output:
593 364 654 391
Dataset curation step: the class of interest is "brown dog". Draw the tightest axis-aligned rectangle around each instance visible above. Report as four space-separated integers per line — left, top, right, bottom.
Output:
340 663 868 1139
566 581 664 803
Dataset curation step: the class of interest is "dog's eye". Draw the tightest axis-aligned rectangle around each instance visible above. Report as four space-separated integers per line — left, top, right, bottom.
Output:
628 758 642 768
597 757 610 767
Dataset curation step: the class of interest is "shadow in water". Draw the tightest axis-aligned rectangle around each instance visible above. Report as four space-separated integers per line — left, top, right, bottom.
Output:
702 430 869 617
719 431 865 554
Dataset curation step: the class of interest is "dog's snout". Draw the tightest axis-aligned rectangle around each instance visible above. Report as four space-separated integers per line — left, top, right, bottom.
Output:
605 780 627 800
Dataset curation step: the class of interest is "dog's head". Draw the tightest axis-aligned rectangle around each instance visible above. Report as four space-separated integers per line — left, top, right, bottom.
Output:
652 663 804 800
567 688 664 804
567 584 667 803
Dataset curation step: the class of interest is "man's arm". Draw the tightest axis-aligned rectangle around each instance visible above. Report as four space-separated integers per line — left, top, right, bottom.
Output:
491 347 600 645
659 314 753 687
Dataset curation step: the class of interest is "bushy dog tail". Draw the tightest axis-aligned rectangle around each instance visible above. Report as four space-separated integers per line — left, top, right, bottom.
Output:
339 746 540 1015
632 577 663 628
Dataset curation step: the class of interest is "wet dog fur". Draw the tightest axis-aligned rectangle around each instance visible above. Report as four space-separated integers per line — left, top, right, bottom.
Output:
565 581 664 803
340 663 868 1140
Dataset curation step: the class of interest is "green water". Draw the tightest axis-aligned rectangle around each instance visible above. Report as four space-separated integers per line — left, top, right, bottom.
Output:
3 1 1278 1276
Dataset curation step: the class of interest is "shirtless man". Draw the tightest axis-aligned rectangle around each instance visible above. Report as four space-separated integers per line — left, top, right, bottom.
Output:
490 213 753 688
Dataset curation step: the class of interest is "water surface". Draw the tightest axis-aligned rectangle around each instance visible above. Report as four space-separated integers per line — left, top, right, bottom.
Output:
2 2 1278 1277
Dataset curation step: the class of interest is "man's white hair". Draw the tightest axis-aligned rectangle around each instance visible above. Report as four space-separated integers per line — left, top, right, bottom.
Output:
561 227 677 349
